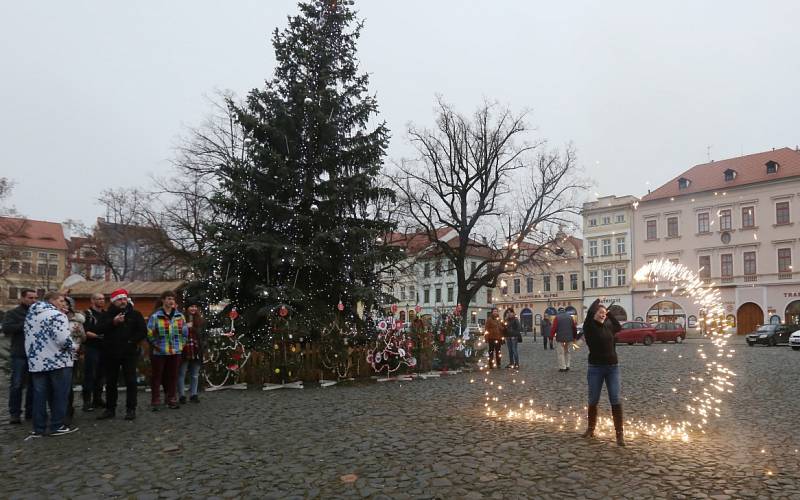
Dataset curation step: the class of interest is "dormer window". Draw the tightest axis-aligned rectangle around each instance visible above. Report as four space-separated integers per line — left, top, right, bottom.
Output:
678 177 691 190
766 160 779 174
723 169 736 181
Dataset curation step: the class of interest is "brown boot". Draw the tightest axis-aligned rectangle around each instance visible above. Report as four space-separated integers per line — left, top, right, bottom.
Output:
582 405 597 438
612 404 625 447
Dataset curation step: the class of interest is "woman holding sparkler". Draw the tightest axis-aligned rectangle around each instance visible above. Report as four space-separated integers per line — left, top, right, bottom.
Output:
581 298 625 446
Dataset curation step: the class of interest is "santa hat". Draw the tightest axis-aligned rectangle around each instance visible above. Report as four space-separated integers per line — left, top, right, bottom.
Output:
110 289 129 303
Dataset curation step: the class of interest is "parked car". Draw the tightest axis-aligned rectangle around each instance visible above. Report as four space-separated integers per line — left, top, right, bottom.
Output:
654 322 686 343
790 329 800 351
745 324 794 346
616 321 656 346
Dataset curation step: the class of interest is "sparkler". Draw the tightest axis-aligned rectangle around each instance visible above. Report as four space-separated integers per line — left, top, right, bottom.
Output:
478 259 735 443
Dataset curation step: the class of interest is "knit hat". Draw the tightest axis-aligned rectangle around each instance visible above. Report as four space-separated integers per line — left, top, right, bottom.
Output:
110 289 129 303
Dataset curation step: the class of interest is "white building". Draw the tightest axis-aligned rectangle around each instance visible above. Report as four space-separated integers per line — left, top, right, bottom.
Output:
581 195 639 321
384 228 493 326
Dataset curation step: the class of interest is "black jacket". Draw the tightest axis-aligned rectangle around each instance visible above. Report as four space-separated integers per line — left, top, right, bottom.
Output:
83 308 105 348
2 304 30 358
96 303 146 358
504 317 522 340
582 300 623 365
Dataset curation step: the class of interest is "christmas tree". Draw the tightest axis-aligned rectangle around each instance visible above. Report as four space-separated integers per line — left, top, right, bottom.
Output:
197 0 399 347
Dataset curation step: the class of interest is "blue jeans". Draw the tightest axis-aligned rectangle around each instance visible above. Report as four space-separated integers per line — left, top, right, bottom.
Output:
587 364 621 406
178 359 202 397
82 344 105 403
8 356 33 419
506 338 519 365
31 367 73 434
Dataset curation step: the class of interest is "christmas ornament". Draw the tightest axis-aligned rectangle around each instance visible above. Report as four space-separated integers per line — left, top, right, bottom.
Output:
337 301 344 311
279 305 288 317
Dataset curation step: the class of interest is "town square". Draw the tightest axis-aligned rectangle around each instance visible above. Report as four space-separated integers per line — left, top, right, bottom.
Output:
2 1 800 498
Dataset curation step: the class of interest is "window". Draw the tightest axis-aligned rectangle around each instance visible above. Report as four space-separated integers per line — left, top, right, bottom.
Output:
48 264 58 277
602 216 611 225
697 212 710 233
447 286 454 302
8 287 19 300
646 220 657 240
719 210 732 230
724 169 736 181
501 282 508 295
38 252 48 259
743 251 756 276
556 275 564 291
616 237 626 255
616 268 626 286
766 161 778 174
721 254 733 278
526 277 534 293
589 240 598 257
435 287 442 303
423 263 431 278
423 288 430 303
21 262 31 275
513 278 520 294
410 286 417 303
446 262 454 275
543 275 551 292
37 263 47 276
71 263 82 274
9 261 20 274
776 202 790 225
435 261 442 277
741 207 755 228
667 217 679 237
616 214 625 223
570 273 578 290
589 270 598 289
91 264 105 279
589 218 597 227
486 288 492 304
699 255 711 278
678 177 691 190
602 269 612 288
49 253 57 260
400 286 406 301
601 239 611 256
778 249 792 272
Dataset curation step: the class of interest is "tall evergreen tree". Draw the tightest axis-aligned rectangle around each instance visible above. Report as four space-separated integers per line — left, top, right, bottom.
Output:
200 0 398 339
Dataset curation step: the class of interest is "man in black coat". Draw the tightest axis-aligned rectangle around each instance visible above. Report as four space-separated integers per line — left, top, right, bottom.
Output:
95 289 146 421
2 288 37 424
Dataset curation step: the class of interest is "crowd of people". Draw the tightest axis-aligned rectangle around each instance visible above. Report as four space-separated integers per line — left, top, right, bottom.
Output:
3 288 206 439
483 300 626 446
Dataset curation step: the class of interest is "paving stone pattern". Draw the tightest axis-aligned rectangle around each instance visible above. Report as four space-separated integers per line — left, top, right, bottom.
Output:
1 337 799 499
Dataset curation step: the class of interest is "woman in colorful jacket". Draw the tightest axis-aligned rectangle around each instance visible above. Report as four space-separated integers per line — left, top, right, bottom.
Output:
147 290 188 410
178 300 205 404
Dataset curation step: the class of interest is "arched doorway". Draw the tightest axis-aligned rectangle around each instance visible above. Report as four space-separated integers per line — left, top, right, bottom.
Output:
646 301 685 326
399 310 406 322
520 308 533 333
607 305 627 322
786 300 800 325
736 302 763 335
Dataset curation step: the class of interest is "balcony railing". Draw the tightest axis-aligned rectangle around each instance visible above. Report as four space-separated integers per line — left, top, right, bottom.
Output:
720 276 734 283
779 272 793 280
743 274 757 282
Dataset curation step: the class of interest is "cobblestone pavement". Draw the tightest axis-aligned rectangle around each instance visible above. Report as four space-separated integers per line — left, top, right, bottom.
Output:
2 337 799 499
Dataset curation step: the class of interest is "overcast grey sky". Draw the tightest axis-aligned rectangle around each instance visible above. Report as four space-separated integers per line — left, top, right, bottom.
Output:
2 1 798 225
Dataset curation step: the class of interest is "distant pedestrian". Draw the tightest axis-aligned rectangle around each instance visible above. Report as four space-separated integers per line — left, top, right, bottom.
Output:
178 300 205 404
484 308 504 369
96 289 146 421
541 315 554 350
24 291 79 438
82 293 106 412
504 308 522 369
3 288 36 425
581 299 625 446
147 291 188 410
550 311 577 372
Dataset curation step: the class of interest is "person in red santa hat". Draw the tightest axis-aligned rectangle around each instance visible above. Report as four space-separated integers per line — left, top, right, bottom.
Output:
95 288 147 421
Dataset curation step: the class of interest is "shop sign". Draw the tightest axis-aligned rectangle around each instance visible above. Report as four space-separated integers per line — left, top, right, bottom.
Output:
784 292 800 298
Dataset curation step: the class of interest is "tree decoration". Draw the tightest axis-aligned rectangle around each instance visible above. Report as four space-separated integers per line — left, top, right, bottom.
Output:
366 322 416 381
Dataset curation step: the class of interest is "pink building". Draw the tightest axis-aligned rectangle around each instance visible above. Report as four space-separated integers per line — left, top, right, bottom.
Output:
632 148 800 335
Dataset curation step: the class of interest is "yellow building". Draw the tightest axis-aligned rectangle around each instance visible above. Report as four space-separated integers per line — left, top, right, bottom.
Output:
0 217 68 308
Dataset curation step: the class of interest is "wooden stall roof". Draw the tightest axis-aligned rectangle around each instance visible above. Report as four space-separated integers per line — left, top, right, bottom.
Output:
65 280 186 298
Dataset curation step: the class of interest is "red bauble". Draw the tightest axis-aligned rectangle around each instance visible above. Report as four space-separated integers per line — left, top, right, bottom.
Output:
279 305 288 317
391 304 398 314
337 301 344 311
228 308 239 320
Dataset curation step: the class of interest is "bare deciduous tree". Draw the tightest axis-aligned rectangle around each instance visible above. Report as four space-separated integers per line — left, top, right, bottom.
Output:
390 97 586 324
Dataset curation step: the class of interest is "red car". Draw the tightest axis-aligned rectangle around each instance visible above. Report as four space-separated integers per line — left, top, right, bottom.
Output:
616 321 656 346
654 322 686 343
